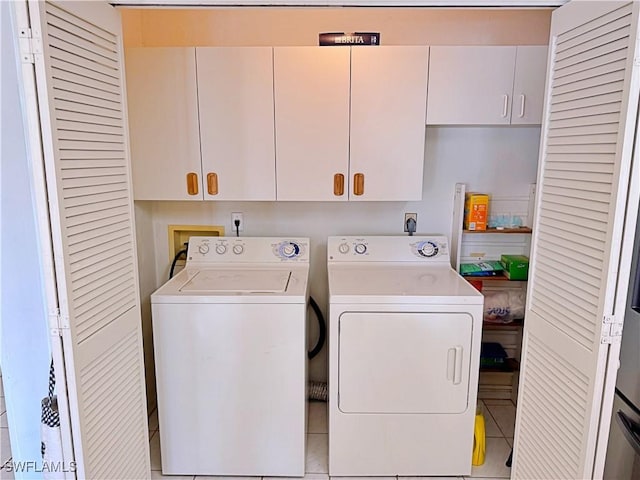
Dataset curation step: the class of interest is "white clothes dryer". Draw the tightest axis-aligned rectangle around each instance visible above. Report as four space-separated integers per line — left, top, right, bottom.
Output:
327 236 483 476
151 236 309 476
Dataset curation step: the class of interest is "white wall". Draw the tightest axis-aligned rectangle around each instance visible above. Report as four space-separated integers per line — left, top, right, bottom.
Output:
0 2 51 476
139 126 541 381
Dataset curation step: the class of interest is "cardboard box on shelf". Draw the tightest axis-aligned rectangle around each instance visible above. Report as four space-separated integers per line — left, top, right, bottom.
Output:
464 193 489 231
500 254 529 280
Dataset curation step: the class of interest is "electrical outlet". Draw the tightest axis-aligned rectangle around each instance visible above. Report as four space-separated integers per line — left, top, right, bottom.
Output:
404 213 418 232
231 212 244 232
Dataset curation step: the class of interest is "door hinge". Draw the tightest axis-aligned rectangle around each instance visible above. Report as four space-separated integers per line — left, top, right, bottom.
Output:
601 315 623 344
49 308 69 337
18 27 42 64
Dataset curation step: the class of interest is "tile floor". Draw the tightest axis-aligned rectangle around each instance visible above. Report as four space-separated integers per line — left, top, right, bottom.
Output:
148 399 516 480
0 371 13 480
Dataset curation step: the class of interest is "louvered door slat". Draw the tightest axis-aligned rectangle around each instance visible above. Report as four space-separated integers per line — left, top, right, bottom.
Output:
541 191 610 214
547 132 619 145
51 58 120 90
62 166 126 178
544 184 612 204
550 111 620 128
69 250 131 282
554 58 625 88
546 152 616 165
52 68 120 96
535 254 601 292
71 258 131 293
63 174 127 190
53 78 120 105
58 121 123 136
55 90 121 113
546 162 614 174
71 256 131 290
552 79 624 104
550 91 623 113
557 3 632 44
58 130 123 144
67 219 129 246
30 0 149 476
514 2 640 478
553 69 625 96
66 212 128 236
545 169 613 186
50 46 119 82
555 51 627 81
55 98 122 121
57 109 122 128
66 207 129 232
555 25 630 61
547 143 617 154
46 7 116 47
548 122 618 137
48 23 117 62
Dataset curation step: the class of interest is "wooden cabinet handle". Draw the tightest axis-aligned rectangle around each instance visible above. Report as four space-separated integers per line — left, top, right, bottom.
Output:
353 173 365 196
207 172 219 195
334 173 345 196
186 172 199 196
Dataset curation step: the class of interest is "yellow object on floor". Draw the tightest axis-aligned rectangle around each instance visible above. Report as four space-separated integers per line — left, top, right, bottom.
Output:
472 410 486 466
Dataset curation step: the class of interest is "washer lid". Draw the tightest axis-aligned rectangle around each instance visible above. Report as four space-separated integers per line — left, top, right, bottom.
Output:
179 269 292 293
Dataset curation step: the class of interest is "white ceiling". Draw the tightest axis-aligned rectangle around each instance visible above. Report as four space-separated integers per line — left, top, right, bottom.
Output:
112 0 566 7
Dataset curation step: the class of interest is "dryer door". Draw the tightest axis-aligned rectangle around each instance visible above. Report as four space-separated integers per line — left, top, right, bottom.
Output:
338 311 473 414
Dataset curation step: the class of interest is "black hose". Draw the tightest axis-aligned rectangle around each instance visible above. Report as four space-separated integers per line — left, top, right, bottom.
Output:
169 248 188 279
308 296 326 359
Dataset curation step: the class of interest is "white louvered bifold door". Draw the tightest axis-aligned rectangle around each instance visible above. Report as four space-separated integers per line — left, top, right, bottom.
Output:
27 1 150 478
514 2 640 479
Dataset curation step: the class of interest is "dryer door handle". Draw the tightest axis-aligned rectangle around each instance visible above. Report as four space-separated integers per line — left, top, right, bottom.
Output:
447 346 464 385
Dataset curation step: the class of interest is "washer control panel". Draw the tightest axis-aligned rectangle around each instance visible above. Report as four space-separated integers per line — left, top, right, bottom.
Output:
187 237 310 264
328 236 449 263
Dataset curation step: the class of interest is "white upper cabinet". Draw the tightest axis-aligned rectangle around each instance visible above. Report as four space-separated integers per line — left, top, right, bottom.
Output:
197 47 276 200
350 46 428 201
125 47 202 200
427 46 547 125
274 47 351 201
511 46 548 125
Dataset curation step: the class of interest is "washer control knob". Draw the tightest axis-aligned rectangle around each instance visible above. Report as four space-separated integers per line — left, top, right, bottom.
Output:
418 241 439 258
354 243 367 255
215 244 227 255
232 244 244 255
338 243 350 254
198 244 210 255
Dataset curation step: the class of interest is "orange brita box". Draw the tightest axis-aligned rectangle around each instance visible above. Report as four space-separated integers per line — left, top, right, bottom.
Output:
464 193 489 231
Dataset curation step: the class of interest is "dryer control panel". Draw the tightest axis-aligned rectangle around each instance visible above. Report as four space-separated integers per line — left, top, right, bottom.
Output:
187 237 310 264
328 236 450 263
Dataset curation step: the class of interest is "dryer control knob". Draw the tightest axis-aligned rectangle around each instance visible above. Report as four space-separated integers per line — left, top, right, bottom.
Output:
233 244 244 255
418 241 438 258
280 242 300 259
338 243 350 254
354 243 367 255
215 244 227 255
198 244 210 255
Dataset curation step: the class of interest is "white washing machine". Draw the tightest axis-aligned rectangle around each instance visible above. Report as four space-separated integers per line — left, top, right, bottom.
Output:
151 236 309 476
327 236 484 476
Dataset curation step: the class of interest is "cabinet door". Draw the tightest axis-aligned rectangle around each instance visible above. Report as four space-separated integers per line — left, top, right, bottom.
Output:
427 46 517 125
350 46 428 201
197 47 276 200
274 47 350 201
511 46 548 125
125 48 202 200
